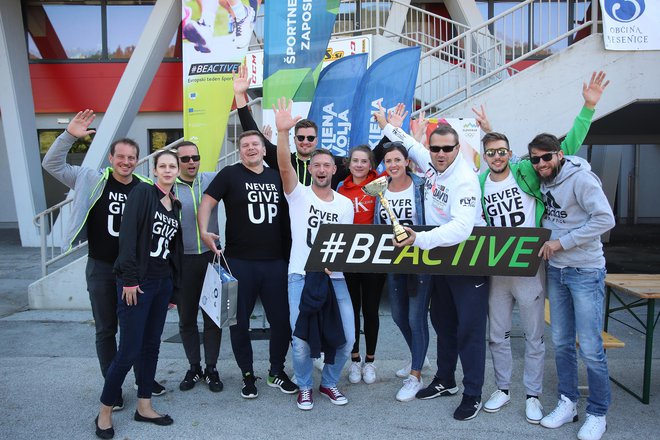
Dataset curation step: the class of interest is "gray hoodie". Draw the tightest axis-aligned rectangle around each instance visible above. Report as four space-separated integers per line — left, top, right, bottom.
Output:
540 156 615 268
173 173 220 255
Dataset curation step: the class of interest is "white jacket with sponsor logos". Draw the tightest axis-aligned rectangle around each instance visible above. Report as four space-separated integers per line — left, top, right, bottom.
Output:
383 124 485 250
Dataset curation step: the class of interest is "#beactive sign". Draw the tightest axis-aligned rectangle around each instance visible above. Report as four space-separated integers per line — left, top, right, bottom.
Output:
305 225 550 276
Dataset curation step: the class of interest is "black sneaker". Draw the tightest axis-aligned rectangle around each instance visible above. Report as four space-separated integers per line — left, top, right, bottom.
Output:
267 371 298 394
454 394 483 421
133 380 167 396
112 393 124 412
204 367 224 393
415 376 459 399
180 367 204 391
241 372 259 399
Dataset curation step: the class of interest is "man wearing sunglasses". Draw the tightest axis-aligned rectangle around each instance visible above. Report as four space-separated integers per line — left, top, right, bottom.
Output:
42 109 163 410
529 104 614 440
381 115 488 421
172 141 225 394
476 72 609 427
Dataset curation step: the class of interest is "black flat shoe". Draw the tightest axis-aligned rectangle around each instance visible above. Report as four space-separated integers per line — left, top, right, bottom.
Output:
134 410 173 426
95 416 114 439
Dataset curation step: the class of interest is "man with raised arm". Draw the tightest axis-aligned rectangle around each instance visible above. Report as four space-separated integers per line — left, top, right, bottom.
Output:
197 130 296 400
42 110 163 410
475 72 609 425
273 97 355 411
378 108 488 421
172 141 224 394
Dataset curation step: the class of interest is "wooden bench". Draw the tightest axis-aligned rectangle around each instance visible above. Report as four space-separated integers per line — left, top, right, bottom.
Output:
604 274 660 404
544 299 625 349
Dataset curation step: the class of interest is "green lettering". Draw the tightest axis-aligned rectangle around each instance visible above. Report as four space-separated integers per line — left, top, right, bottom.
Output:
393 246 419 265
422 250 442 266
509 236 539 268
451 235 476 265
469 235 486 266
488 236 517 266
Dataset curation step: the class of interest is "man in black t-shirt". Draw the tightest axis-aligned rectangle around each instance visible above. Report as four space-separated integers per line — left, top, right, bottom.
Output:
198 130 297 399
41 110 165 410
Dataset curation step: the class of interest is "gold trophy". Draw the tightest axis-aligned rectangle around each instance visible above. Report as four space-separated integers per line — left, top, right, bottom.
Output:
363 176 410 243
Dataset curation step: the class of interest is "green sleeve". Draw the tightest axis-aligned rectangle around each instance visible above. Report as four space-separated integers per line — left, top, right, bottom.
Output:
560 106 595 156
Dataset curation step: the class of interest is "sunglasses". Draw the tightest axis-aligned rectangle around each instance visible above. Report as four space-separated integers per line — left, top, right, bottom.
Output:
179 155 200 163
530 152 558 164
484 148 509 158
429 143 459 153
295 135 316 142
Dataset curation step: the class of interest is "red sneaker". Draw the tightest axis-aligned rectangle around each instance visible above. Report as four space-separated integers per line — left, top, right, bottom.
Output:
319 385 348 406
297 389 313 410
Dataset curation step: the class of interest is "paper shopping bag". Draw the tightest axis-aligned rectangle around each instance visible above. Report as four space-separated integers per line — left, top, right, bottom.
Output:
199 261 237 328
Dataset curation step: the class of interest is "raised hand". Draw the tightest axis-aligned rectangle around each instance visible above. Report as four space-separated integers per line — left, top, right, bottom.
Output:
471 104 492 133
373 102 387 129
233 63 251 96
583 71 609 109
388 103 409 129
67 109 96 138
412 110 429 143
273 97 301 133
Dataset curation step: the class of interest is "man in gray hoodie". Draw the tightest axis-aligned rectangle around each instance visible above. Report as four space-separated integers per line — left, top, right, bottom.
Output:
529 135 615 440
172 141 224 393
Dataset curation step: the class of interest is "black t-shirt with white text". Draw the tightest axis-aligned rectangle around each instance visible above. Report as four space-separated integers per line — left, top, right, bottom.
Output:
205 164 287 260
87 174 139 263
147 201 180 279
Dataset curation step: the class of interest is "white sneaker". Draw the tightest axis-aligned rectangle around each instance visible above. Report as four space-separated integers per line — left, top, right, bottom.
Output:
540 394 578 428
313 353 325 371
362 362 377 384
577 414 607 440
395 356 432 378
348 361 362 384
483 389 511 413
234 5 255 49
396 375 423 402
525 397 543 424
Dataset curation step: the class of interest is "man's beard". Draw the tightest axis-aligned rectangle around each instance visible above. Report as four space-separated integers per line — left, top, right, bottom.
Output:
539 162 561 183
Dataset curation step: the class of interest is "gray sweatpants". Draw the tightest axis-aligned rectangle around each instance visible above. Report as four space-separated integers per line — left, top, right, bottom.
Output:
488 269 545 396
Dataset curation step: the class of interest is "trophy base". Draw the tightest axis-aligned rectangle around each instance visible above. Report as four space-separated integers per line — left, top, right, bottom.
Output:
394 230 410 244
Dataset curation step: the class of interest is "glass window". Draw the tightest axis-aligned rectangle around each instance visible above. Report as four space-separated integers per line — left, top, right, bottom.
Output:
38 129 92 155
149 129 183 153
25 3 102 60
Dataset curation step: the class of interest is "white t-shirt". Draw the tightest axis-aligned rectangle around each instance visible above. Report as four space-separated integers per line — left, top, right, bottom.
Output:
483 172 536 227
285 183 354 278
380 182 417 226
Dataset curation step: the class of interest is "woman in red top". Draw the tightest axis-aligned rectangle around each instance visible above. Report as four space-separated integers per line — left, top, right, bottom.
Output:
337 145 386 385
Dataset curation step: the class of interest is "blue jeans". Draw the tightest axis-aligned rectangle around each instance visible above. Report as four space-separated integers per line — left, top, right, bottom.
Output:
388 273 431 372
288 274 355 390
100 277 172 406
546 265 610 416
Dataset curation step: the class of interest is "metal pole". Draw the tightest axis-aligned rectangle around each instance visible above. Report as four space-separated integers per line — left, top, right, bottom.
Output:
39 215 47 277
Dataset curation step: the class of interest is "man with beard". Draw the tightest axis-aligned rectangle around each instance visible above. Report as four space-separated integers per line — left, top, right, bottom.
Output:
531 106 615 440
476 72 608 425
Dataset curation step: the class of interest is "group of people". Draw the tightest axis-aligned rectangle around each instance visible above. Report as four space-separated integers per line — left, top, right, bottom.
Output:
42 67 613 440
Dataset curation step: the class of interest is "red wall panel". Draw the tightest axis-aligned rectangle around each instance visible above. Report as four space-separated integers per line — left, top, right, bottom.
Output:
30 62 183 113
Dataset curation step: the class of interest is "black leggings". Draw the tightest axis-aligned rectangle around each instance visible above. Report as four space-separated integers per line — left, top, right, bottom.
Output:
345 272 386 357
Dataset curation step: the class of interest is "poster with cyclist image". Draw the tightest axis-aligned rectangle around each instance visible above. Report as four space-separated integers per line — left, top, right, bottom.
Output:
182 0 262 171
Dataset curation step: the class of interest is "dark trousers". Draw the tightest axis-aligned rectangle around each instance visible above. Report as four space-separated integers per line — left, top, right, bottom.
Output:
86 257 139 381
430 274 489 397
226 257 290 376
176 251 222 367
100 277 172 406
344 272 386 357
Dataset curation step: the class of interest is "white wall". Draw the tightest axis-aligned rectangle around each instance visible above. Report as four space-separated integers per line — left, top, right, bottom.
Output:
0 121 17 223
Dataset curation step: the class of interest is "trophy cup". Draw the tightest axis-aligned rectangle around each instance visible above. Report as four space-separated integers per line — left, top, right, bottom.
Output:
363 176 410 243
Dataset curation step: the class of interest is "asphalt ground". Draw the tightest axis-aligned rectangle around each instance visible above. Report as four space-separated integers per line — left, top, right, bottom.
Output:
0 226 659 439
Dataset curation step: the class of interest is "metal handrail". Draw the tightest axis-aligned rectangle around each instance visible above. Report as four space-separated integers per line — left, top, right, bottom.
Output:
414 0 599 117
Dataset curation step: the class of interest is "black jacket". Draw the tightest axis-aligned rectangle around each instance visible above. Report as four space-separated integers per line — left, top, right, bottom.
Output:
293 272 346 364
114 182 183 289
